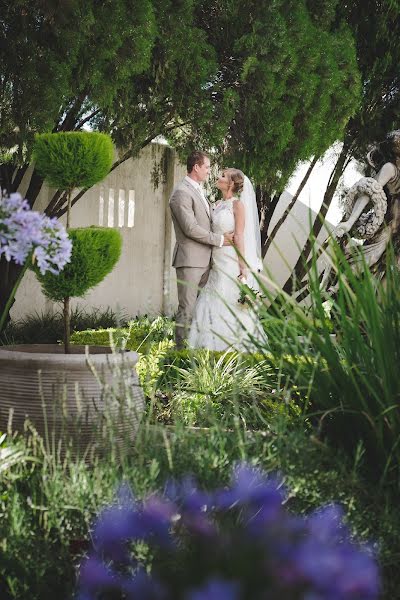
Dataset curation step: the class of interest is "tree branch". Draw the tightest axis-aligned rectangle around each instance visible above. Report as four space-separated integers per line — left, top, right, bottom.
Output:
263 156 319 256
24 170 44 209
282 143 350 295
75 109 101 130
11 164 28 192
57 91 87 132
45 190 64 216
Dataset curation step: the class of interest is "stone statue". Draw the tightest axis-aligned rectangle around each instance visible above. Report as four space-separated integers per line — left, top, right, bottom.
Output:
321 129 400 290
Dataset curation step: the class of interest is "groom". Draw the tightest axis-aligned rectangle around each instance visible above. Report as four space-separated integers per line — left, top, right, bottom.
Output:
169 151 233 348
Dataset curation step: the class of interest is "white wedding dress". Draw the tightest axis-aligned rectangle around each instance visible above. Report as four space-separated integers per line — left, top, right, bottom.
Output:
188 198 266 352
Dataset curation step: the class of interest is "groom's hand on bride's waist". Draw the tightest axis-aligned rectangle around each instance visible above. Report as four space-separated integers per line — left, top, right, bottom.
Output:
223 233 234 246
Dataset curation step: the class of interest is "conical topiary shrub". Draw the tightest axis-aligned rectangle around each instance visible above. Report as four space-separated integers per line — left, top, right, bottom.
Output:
35 227 122 352
31 132 118 352
32 131 114 227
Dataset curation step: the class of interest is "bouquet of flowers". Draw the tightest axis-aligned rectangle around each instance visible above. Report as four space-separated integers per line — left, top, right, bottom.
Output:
77 463 379 600
237 277 264 309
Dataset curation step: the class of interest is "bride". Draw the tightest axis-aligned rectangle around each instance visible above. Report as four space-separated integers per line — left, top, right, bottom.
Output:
188 168 265 351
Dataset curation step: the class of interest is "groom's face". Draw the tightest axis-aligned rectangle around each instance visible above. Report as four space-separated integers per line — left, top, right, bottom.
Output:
194 157 211 183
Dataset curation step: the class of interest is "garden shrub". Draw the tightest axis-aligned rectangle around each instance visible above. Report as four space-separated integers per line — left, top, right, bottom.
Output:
70 322 304 428
70 315 174 352
1 307 129 346
35 227 122 300
32 131 114 190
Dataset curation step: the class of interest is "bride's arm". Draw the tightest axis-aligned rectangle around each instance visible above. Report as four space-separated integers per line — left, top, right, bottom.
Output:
233 200 247 278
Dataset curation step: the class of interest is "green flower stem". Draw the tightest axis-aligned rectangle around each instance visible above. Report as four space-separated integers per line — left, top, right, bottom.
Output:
0 259 30 335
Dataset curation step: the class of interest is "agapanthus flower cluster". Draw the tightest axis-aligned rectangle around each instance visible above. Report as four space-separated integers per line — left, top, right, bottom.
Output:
0 192 71 274
77 464 380 600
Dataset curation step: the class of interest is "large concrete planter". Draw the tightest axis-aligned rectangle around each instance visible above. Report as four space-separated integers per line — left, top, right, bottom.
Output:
0 344 145 454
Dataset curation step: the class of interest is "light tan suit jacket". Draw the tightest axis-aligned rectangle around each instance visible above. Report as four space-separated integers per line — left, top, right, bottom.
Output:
169 178 222 268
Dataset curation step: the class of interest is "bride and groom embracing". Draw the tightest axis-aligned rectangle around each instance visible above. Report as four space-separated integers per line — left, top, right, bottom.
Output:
169 151 265 352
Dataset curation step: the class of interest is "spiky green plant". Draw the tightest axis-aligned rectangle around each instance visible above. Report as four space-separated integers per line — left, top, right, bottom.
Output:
255 240 400 488
170 350 274 426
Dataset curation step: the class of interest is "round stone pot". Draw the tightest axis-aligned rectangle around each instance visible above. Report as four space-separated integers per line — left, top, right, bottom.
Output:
0 344 145 455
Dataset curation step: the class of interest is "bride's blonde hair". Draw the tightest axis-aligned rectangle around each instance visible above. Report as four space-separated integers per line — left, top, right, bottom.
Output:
225 168 245 195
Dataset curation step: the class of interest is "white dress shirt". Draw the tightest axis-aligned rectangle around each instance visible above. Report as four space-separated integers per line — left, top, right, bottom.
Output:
185 176 224 247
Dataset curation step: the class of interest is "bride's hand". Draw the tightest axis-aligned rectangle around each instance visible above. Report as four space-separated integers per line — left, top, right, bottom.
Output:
238 270 248 283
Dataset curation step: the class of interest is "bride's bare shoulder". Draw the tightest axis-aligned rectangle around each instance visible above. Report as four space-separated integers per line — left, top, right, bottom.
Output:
232 198 245 219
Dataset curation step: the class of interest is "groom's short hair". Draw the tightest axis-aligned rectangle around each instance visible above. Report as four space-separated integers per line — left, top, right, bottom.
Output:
187 151 209 173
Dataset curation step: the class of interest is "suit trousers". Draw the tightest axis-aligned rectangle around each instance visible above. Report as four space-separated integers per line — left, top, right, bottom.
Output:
175 264 211 348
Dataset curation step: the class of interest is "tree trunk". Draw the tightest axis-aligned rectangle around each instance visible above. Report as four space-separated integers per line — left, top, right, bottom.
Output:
0 163 15 193
25 170 44 209
0 259 23 332
282 143 350 295
257 186 282 258
263 156 319 256
63 297 71 354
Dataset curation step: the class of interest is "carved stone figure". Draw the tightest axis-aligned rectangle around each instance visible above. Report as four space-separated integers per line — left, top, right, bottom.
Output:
321 130 400 290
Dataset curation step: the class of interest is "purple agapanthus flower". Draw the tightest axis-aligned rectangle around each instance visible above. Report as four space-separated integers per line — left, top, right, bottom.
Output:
77 464 380 600
0 192 71 274
185 578 241 600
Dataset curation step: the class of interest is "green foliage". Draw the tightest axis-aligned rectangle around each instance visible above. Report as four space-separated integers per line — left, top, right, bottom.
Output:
69 318 302 428
0 307 129 346
32 132 114 190
257 242 400 488
339 0 400 160
165 350 274 426
137 339 175 398
173 0 361 192
0 1 155 160
2 0 360 201
70 315 174 352
35 227 122 301
0 418 399 599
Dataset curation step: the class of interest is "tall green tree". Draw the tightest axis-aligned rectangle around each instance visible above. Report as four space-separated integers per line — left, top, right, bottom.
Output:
171 0 360 244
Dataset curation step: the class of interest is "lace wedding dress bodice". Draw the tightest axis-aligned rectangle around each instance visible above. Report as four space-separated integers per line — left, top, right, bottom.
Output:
188 199 265 351
211 199 240 278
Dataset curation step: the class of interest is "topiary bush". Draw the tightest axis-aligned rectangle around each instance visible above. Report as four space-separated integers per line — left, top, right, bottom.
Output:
35 227 122 300
32 132 114 192
31 131 117 352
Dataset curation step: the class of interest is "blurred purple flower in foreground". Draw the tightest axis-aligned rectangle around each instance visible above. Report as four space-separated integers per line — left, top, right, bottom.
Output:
77 463 380 600
0 192 71 274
